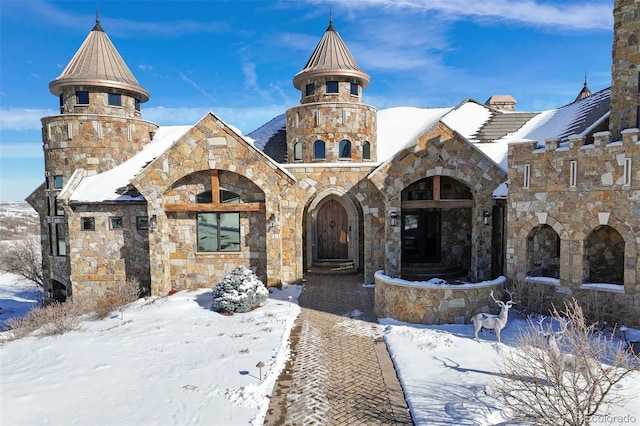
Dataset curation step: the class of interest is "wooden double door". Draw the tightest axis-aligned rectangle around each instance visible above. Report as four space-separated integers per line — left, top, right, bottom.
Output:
317 200 349 260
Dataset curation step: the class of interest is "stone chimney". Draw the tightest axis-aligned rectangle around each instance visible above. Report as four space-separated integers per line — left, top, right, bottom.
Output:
485 95 516 111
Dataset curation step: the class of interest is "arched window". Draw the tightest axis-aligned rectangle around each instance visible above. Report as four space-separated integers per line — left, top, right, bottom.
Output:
362 141 371 160
293 142 303 161
313 140 326 159
339 140 351 159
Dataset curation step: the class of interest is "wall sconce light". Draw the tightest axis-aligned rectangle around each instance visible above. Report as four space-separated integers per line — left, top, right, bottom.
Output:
267 213 277 231
390 211 398 226
150 214 157 231
483 210 491 225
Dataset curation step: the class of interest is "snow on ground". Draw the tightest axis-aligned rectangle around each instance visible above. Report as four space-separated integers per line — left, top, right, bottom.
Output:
382 317 640 425
0 272 42 327
0 274 302 426
2 270 639 425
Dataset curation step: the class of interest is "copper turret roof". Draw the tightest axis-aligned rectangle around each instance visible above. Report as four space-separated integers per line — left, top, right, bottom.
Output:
49 16 149 102
574 74 592 102
293 17 370 89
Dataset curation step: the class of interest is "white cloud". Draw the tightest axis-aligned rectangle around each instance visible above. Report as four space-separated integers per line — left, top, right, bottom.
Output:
177 71 217 103
0 107 55 131
321 0 612 31
138 64 153 71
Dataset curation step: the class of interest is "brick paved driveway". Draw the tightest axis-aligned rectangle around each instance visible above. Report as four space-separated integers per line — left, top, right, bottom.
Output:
264 274 413 425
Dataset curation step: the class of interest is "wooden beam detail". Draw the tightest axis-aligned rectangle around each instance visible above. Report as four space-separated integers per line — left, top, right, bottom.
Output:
164 202 264 212
211 170 220 203
402 200 474 209
433 175 441 201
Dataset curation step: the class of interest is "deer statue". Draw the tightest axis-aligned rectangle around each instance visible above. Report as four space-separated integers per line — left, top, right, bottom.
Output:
473 289 515 343
537 317 593 382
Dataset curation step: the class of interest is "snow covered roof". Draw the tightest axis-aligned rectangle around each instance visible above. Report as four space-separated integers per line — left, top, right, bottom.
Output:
69 125 191 202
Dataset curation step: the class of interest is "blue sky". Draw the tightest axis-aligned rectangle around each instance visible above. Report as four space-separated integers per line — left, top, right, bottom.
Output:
0 0 615 202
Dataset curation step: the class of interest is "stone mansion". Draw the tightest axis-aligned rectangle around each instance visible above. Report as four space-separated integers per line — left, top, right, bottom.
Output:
28 0 639 323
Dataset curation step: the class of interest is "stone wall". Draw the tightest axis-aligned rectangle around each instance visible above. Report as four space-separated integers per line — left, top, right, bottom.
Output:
609 0 640 140
286 102 377 163
370 122 508 281
507 129 640 319
66 203 150 299
374 272 507 324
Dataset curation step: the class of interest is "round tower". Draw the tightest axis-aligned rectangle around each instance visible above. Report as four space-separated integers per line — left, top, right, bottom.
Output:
42 15 159 187
609 0 639 139
285 17 377 163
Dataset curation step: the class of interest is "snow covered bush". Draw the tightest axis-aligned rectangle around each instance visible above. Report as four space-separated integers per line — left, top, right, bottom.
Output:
211 266 269 313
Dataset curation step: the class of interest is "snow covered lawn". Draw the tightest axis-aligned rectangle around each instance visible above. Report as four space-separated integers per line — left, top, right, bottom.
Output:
382 318 640 425
1 274 301 426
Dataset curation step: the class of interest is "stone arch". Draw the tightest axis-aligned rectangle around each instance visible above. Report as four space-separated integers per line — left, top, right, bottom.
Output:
525 224 560 278
584 225 625 285
304 187 361 269
51 279 68 302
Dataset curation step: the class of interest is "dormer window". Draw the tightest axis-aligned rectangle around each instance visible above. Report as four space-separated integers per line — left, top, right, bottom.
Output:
305 83 315 97
350 83 359 96
108 93 122 107
76 91 89 105
326 81 338 94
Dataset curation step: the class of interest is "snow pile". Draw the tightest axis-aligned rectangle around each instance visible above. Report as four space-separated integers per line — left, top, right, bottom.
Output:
211 266 269 313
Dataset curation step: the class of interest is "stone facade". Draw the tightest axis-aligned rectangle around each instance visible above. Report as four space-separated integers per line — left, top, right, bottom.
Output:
507 129 640 316
609 0 640 140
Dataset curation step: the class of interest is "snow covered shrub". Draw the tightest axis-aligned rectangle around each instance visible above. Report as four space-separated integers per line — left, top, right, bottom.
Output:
4 300 82 339
211 266 269 313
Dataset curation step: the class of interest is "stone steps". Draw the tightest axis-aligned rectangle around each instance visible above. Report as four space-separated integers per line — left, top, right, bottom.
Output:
307 261 358 276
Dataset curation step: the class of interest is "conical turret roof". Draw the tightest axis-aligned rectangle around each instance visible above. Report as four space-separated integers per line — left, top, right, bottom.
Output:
293 18 370 89
49 16 149 102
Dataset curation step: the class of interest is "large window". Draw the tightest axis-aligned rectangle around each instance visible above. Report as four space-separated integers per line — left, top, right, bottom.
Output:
76 91 89 105
339 139 351 158
197 213 240 252
313 140 326 159
326 81 338 94
108 93 122 107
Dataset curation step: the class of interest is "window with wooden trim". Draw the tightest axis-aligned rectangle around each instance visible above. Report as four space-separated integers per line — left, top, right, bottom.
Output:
523 164 531 189
569 161 577 187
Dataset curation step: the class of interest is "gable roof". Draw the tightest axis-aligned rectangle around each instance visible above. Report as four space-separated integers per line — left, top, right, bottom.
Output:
49 17 149 102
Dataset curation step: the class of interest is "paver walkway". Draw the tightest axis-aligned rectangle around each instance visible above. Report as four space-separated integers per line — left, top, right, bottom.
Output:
263 274 413 425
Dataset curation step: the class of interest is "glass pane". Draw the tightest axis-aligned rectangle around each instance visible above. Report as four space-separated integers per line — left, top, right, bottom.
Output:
219 213 240 251
53 175 63 188
314 140 325 159
197 213 218 252
326 81 338 93
363 141 370 159
56 224 66 256
81 217 95 231
339 140 351 158
350 83 358 95
108 93 121 106
221 190 240 204
294 143 302 160
137 216 149 230
111 217 123 229
196 190 212 203
305 83 314 96
76 91 89 105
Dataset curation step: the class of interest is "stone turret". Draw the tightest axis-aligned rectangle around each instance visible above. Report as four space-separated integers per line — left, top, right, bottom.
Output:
285 17 377 163
609 0 639 139
42 15 158 185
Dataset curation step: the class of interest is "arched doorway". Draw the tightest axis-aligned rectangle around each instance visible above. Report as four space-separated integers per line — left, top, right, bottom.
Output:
317 199 348 260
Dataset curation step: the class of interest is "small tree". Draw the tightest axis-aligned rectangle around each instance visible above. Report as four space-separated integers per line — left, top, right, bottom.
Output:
495 299 639 426
211 266 268 313
0 237 44 290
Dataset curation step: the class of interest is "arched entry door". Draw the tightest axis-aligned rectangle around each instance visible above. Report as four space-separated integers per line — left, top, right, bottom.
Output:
317 199 348 259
